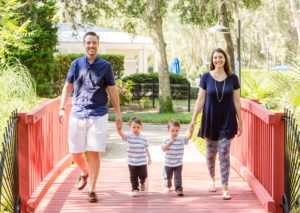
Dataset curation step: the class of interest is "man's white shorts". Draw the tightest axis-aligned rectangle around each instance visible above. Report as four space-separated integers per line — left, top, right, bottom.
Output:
68 114 108 153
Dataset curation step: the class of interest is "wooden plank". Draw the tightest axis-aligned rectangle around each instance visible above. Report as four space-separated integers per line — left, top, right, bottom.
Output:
26 154 73 212
35 162 266 212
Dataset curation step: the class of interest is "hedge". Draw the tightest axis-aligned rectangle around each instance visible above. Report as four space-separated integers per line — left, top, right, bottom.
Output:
51 53 124 96
122 72 190 85
122 72 192 101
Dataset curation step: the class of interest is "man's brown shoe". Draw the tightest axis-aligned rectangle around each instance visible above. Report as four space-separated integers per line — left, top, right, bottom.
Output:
88 191 98 202
76 173 88 190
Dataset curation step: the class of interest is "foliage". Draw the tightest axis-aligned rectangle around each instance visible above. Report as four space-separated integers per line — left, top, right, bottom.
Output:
174 0 261 27
0 1 37 140
52 53 125 96
109 111 193 124
186 65 208 87
241 0 297 68
159 96 174 113
0 59 37 138
58 0 174 113
241 70 277 109
123 72 190 84
137 97 153 107
190 87 199 99
191 114 206 157
59 0 169 30
0 0 31 63
268 69 300 124
173 0 219 28
10 0 58 97
103 55 125 79
108 79 133 106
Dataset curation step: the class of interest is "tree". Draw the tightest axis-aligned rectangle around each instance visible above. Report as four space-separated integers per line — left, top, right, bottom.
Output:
0 0 37 141
289 0 300 48
0 0 30 63
219 0 235 71
59 0 174 112
148 0 173 112
12 0 58 96
174 0 261 71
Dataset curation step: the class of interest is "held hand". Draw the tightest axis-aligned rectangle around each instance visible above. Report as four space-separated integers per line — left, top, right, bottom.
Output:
189 124 195 134
189 122 195 129
59 109 66 124
115 114 122 130
189 122 195 133
237 121 243 137
148 158 152 165
117 128 122 135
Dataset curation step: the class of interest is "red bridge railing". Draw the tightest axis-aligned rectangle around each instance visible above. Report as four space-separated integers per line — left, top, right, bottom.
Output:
17 98 72 212
16 98 284 212
231 98 284 213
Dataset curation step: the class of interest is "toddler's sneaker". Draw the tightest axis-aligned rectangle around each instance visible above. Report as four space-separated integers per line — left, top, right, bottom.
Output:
132 190 139 197
176 190 184 196
164 187 171 192
140 183 145 191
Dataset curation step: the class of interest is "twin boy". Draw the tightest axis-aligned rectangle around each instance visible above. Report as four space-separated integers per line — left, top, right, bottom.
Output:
117 117 193 197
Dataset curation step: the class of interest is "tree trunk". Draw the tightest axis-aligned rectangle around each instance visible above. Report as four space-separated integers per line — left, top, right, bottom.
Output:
220 0 235 72
289 0 300 47
26 0 37 26
148 0 173 112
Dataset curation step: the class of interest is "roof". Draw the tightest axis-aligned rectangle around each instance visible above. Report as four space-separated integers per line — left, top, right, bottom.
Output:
57 23 153 44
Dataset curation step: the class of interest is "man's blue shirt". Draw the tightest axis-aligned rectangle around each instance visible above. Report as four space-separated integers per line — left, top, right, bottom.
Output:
66 56 115 119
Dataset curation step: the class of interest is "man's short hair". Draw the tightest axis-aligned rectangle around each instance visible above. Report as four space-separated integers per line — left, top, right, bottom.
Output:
83 32 99 43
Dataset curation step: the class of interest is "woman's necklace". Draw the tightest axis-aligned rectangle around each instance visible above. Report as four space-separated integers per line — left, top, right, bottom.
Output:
214 78 226 102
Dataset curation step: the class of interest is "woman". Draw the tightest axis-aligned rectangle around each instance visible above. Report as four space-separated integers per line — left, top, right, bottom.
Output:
189 48 242 200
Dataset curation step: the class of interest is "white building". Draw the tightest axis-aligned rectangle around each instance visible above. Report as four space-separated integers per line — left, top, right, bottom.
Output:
57 23 156 76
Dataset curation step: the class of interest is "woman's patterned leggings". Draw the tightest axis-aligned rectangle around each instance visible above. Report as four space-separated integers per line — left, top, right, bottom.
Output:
205 138 231 185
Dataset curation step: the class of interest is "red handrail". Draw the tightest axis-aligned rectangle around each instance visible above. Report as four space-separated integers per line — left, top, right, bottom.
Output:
18 98 72 212
16 98 284 212
231 98 284 213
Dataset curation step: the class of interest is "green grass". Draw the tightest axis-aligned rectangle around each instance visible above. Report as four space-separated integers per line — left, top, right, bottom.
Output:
172 99 196 106
109 111 193 124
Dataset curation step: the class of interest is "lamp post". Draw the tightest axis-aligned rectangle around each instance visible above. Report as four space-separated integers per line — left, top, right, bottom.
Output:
208 0 241 92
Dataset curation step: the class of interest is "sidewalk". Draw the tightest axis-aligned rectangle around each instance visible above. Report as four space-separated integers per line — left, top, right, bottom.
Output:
102 122 205 162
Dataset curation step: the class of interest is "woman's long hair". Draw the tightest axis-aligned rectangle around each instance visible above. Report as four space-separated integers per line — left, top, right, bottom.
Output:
209 48 233 76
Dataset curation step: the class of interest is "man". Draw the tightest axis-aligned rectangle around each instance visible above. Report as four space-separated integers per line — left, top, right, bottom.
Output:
59 31 122 202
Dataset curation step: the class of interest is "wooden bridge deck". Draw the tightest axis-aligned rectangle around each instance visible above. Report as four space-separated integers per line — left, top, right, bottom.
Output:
35 161 265 213
35 123 266 212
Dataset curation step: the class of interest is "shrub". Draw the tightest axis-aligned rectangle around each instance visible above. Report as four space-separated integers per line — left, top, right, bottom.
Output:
122 72 190 84
123 73 191 101
52 53 125 96
108 79 133 106
191 114 206 157
11 1 58 97
190 87 199 99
